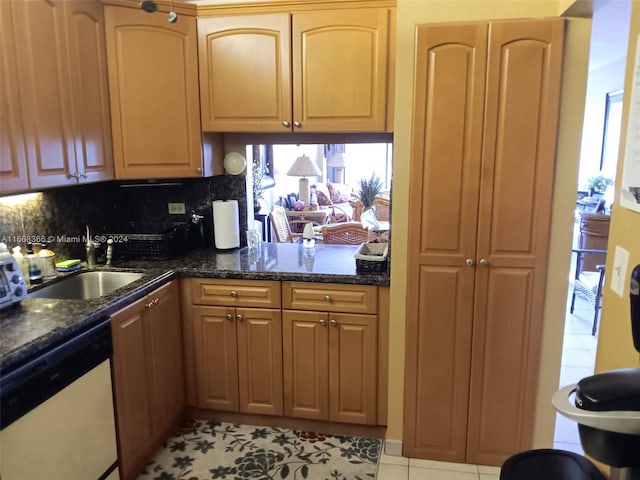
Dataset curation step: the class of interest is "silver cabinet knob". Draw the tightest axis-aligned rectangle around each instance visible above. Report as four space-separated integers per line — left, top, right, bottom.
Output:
230 290 238 298
479 259 489 266
330 319 337 327
319 319 327 326
324 295 331 302
236 314 244 321
466 259 474 266
196 167 202 173
293 121 302 128
282 120 290 128
225 314 233 321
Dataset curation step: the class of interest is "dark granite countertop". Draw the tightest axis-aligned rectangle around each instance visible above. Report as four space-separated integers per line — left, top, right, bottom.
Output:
0 243 389 373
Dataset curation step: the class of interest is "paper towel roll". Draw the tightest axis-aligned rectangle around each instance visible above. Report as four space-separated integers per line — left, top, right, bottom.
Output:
212 200 240 249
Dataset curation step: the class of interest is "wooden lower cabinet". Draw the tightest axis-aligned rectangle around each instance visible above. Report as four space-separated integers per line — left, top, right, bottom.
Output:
192 305 283 415
186 279 384 427
111 280 184 480
282 310 377 425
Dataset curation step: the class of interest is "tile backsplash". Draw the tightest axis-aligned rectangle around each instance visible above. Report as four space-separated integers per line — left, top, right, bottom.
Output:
0 175 248 261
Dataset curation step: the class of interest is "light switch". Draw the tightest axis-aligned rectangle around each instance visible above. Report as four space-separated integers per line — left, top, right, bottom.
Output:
610 246 630 298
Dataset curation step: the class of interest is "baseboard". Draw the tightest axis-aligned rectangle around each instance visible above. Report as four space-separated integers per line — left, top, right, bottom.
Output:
184 407 387 439
384 439 403 456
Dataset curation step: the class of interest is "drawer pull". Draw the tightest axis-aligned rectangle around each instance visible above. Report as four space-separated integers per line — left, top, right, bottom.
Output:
236 314 244 321
225 314 233 321
330 319 337 327
230 290 239 298
319 319 327 326
324 295 331 303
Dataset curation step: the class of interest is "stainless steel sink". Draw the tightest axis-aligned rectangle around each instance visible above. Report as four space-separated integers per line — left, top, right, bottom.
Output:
29 271 144 300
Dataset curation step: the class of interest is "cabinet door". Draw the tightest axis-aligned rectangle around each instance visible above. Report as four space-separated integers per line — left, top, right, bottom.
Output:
328 313 377 425
404 22 487 462
0 0 29 193
10 0 76 188
193 305 239 411
198 14 291 132
104 6 202 180
283 310 329 420
145 281 184 433
236 308 283 416
111 296 155 480
467 18 564 466
64 0 113 184
292 8 389 132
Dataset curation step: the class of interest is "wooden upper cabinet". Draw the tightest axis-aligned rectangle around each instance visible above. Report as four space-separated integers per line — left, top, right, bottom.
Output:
104 6 203 179
197 7 393 132
65 0 114 184
0 1 29 193
292 8 389 132
1 0 113 191
198 13 292 132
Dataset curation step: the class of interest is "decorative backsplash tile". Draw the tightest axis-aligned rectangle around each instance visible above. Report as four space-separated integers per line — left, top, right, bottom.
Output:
0 176 248 261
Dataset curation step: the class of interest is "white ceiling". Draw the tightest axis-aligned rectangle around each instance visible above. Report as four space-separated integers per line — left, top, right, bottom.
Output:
589 0 632 71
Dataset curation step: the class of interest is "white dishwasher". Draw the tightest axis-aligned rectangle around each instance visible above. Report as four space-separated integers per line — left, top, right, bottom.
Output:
0 318 119 480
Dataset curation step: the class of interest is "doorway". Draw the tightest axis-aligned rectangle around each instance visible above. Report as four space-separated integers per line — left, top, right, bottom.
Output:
553 0 631 453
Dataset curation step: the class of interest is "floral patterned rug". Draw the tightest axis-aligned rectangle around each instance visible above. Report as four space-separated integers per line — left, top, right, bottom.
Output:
138 420 382 480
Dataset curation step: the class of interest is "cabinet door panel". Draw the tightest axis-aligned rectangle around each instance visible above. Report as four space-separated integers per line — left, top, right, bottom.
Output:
193 305 239 411
105 6 202 179
111 298 155 480
146 281 184 431
467 267 537 465
12 0 75 188
65 0 113 183
328 313 377 425
292 9 389 131
283 310 328 420
407 23 486 267
0 1 29 192
237 308 283 415
477 19 564 268
404 265 474 462
198 14 291 132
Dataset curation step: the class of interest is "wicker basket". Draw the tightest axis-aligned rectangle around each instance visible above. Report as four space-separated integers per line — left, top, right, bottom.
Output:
354 242 389 274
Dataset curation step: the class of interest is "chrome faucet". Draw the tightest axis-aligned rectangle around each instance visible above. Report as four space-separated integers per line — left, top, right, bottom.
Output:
85 226 97 268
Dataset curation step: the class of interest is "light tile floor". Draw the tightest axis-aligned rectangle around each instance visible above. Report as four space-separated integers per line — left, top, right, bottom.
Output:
377 453 501 480
553 292 598 454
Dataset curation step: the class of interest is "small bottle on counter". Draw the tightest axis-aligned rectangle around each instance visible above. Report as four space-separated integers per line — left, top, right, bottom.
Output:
11 245 30 287
26 243 43 285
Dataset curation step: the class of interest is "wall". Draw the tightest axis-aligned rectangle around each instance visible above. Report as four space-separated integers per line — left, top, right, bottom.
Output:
0 176 248 261
388 0 591 451
595 4 640 373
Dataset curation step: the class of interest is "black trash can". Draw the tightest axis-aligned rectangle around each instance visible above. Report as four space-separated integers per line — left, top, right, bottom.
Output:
500 449 605 480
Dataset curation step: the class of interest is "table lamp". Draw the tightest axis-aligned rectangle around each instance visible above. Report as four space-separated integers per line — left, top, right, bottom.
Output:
287 154 321 206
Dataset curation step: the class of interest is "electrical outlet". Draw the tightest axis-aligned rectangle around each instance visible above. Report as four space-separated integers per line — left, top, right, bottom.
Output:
168 202 186 215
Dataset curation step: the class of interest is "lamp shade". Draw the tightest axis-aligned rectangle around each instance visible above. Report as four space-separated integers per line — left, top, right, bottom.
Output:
287 154 321 177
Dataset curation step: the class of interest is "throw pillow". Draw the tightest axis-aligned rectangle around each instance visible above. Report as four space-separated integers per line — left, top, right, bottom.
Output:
327 182 350 204
312 183 333 205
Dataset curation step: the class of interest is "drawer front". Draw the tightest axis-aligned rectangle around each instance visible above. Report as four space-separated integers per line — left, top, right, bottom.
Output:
192 279 281 308
282 282 377 314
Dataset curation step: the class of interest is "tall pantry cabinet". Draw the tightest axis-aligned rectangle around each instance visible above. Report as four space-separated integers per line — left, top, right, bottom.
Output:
404 19 564 466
